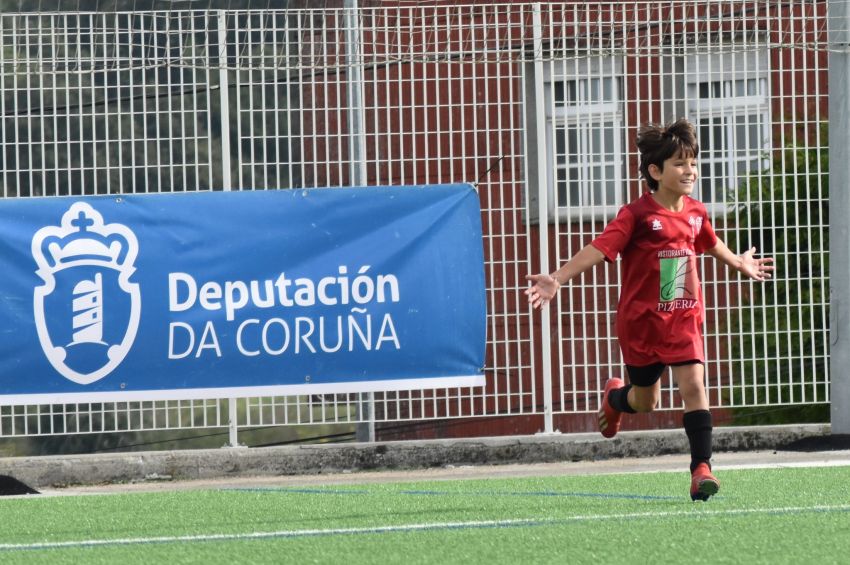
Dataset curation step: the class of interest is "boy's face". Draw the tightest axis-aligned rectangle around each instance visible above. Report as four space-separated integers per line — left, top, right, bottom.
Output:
649 150 698 197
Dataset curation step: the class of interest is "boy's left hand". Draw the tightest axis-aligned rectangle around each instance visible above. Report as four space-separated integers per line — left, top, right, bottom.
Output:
739 247 775 281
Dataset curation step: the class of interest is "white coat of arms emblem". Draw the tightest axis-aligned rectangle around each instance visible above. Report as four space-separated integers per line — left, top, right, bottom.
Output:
31 203 140 385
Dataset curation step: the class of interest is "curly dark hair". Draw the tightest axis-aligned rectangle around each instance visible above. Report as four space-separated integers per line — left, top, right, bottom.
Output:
636 118 700 191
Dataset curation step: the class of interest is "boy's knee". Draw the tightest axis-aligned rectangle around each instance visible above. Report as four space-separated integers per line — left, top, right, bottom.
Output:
629 390 659 412
631 397 658 413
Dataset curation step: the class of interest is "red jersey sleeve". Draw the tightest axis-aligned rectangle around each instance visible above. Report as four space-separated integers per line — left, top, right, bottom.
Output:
694 210 718 254
591 206 635 263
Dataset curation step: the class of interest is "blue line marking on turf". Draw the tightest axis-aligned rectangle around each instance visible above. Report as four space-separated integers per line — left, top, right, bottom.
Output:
241 488 369 495
397 489 680 501
225 487 679 501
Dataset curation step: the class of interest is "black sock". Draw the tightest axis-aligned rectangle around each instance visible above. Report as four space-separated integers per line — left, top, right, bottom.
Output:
608 384 636 413
683 409 713 473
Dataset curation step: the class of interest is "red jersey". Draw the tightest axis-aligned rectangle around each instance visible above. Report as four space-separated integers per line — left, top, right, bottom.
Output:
590 192 718 366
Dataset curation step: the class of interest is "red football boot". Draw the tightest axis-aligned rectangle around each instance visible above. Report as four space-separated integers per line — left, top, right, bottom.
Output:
690 462 720 501
598 378 624 438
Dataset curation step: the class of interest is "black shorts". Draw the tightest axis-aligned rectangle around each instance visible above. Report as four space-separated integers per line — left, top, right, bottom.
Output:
626 360 702 387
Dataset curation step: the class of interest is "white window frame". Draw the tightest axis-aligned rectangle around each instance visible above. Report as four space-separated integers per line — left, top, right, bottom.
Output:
684 50 771 215
543 56 626 221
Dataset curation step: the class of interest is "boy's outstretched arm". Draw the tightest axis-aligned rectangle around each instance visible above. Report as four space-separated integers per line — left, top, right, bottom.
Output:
706 239 775 281
525 244 606 309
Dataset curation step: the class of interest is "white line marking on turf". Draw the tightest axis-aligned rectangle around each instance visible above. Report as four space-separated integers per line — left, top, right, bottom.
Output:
611 457 850 476
2 504 850 552
715 459 850 471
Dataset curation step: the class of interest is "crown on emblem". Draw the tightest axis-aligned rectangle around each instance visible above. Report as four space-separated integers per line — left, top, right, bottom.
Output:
34 204 132 271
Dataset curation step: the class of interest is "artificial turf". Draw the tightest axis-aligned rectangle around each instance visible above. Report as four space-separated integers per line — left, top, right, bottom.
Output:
0 465 848 564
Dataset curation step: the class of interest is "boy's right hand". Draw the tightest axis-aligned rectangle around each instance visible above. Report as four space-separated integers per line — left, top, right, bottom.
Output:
524 274 559 309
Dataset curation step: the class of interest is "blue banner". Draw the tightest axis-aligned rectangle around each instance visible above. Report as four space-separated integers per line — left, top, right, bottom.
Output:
0 185 486 404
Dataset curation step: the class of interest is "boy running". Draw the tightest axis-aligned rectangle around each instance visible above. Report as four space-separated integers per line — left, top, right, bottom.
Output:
525 119 774 501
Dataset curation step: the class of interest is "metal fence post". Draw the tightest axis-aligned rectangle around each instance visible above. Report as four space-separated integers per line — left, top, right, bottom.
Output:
345 0 368 186
227 398 241 447
217 10 232 192
345 0 375 442
531 3 556 435
829 0 850 434
218 10 240 448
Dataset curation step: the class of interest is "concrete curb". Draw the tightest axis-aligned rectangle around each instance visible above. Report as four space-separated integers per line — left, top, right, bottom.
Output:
0 423 832 489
